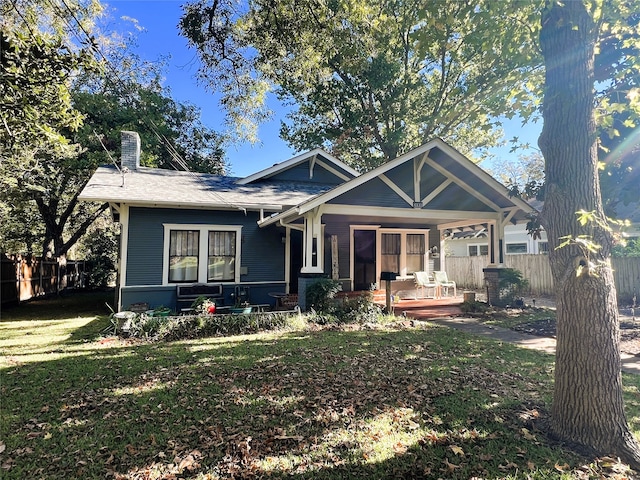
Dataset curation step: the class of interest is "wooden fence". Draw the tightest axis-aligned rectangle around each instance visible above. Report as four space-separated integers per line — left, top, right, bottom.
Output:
1 255 86 305
445 254 640 301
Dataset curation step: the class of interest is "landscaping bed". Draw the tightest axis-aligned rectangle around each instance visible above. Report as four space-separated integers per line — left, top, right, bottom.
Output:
480 303 640 356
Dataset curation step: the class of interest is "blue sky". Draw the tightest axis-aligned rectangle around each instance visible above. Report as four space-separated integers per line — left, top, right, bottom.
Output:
105 0 540 177
106 0 297 177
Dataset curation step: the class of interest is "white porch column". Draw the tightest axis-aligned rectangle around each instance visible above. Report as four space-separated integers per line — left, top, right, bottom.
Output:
116 203 129 312
300 207 324 273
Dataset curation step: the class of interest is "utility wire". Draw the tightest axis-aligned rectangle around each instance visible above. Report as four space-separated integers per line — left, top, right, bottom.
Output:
44 0 246 212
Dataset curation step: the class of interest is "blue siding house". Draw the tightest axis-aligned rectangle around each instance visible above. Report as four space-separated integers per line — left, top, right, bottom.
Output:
79 131 535 311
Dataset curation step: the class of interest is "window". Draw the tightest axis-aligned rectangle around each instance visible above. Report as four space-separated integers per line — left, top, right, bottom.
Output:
208 231 236 281
406 234 425 273
506 242 528 254
537 241 549 254
164 224 241 284
381 233 401 273
468 244 489 256
169 230 199 282
376 228 429 277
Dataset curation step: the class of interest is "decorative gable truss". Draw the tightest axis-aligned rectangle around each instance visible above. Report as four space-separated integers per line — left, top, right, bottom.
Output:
259 138 534 273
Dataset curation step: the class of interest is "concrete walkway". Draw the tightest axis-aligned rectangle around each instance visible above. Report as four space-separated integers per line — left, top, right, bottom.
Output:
417 314 640 376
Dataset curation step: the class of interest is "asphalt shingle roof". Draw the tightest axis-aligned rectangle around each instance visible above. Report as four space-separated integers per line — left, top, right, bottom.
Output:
78 166 334 211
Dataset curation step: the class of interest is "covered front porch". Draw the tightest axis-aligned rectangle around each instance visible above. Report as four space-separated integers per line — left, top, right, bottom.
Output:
259 139 535 309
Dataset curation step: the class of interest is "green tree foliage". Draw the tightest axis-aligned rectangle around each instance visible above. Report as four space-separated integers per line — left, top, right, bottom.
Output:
179 0 543 169
77 216 118 288
613 237 640 257
0 0 102 256
72 41 228 175
595 8 640 218
0 5 227 258
492 2 639 230
0 0 98 162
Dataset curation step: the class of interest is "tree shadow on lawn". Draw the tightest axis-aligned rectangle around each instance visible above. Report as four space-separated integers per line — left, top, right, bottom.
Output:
2 326 619 479
1 290 114 322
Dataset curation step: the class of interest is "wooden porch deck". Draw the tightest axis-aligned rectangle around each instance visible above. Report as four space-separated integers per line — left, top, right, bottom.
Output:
368 290 466 319
383 296 464 319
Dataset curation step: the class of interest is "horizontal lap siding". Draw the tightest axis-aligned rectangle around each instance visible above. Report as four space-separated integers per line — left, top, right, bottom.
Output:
241 222 286 281
126 208 165 285
126 207 285 286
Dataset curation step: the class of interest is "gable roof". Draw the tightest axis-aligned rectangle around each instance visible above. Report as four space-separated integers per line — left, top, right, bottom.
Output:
78 165 336 212
259 138 535 228
79 147 360 212
236 148 359 185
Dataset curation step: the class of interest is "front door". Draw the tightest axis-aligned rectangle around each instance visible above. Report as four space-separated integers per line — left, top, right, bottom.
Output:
354 230 376 290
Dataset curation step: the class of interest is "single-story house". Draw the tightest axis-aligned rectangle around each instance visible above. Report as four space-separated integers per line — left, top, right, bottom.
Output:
79 131 535 311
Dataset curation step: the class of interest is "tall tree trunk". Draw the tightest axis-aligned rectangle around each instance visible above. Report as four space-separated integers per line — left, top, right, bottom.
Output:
538 0 640 467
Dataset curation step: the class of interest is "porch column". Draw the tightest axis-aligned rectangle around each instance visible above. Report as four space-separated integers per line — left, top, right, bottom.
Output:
488 219 505 266
300 207 324 274
485 215 507 304
438 229 446 271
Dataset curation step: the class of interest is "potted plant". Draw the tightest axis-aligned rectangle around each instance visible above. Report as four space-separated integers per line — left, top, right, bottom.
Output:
230 300 252 314
152 305 172 317
191 295 217 315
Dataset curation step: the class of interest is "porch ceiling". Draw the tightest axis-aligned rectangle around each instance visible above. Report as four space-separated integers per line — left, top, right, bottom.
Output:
320 212 493 232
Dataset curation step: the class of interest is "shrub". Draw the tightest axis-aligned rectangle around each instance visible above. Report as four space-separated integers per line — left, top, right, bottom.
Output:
461 300 490 314
305 277 342 313
497 268 529 307
335 292 382 324
306 291 383 325
126 310 301 341
613 238 640 257
127 314 169 338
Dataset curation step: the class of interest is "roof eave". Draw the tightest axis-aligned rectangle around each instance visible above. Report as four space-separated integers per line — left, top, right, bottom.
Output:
78 197 285 212
236 148 360 185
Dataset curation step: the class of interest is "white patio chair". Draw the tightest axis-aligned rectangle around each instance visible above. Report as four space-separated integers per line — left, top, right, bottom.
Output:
433 271 456 297
413 271 439 299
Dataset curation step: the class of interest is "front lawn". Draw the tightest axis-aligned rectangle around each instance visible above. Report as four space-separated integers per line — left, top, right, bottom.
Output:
1 292 639 479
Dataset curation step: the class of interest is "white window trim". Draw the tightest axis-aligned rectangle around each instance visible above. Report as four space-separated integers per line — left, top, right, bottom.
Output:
162 224 242 285
378 228 429 278
505 242 529 255
468 243 489 256
536 240 549 254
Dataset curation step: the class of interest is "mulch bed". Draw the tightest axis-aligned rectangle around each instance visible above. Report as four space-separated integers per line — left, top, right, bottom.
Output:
512 308 640 356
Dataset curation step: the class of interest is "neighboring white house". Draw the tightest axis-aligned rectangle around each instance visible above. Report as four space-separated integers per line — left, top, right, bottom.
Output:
445 223 549 257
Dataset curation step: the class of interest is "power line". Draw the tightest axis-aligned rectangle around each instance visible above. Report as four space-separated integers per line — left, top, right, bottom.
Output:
46 0 246 212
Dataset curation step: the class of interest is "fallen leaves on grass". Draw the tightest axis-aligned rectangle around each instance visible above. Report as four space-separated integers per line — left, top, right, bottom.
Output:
0 324 626 479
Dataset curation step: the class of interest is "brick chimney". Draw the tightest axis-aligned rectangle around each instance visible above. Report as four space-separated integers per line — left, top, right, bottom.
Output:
121 131 140 171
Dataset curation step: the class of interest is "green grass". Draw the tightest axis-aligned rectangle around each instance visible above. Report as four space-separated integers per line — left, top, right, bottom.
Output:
1 292 639 479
